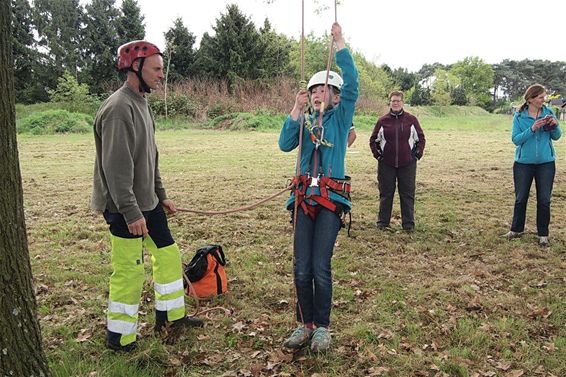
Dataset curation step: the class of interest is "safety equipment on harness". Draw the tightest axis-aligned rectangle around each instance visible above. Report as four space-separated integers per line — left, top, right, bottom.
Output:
307 70 343 92
292 175 350 218
184 245 227 299
117 40 162 71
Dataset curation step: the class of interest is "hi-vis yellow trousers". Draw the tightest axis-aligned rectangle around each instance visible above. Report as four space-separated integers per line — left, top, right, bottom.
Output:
103 204 185 347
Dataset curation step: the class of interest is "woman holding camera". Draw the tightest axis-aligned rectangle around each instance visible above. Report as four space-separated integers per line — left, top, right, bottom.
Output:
504 84 561 247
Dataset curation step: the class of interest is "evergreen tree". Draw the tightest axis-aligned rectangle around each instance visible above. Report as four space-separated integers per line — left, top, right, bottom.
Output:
34 0 84 78
410 84 432 106
194 4 262 89
257 19 291 80
117 0 145 45
11 0 43 103
83 0 121 94
164 17 196 82
390 67 417 92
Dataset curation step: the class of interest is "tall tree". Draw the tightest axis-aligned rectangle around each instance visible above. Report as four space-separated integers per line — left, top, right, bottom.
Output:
117 0 145 45
430 68 459 106
194 4 262 89
450 56 494 107
410 83 432 106
288 32 334 81
163 17 196 82
256 19 291 80
354 52 394 100
83 0 120 94
390 67 417 92
1 0 50 374
34 0 84 78
11 0 42 103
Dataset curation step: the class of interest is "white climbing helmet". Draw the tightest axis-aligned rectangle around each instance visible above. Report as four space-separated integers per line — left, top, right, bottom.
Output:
307 70 343 92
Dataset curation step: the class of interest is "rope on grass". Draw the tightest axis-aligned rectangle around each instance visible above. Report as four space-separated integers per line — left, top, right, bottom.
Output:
176 184 293 215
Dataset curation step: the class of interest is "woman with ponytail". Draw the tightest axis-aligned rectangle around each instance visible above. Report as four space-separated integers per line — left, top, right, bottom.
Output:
503 84 561 247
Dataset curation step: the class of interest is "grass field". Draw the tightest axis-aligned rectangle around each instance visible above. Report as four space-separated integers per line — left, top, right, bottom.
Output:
18 112 566 376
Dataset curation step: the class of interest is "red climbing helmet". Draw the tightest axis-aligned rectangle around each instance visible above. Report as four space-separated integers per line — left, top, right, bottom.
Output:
117 40 162 71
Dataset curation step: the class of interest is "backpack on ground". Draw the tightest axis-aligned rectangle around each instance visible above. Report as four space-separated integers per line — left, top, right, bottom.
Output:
183 245 227 299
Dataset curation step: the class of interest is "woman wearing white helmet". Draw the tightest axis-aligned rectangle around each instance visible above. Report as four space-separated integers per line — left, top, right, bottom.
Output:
278 22 359 353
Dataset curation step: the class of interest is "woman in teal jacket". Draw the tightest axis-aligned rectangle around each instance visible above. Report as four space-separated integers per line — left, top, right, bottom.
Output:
504 84 561 247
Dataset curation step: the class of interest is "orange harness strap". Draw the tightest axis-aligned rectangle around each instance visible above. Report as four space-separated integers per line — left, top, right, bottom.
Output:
292 175 350 219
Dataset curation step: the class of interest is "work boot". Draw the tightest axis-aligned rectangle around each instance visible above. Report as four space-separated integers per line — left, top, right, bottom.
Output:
310 327 331 352
502 230 523 240
106 330 137 352
106 340 137 352
155 316 204 344
283 326 313 349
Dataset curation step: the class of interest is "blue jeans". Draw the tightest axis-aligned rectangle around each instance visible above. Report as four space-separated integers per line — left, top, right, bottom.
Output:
511 161 555 236
293 207 342 328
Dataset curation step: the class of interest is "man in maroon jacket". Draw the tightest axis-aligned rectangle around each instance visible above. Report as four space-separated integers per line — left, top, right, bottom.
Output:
369 91 426 231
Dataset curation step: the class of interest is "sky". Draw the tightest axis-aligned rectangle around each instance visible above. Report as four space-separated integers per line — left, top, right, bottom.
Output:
134 0 566 72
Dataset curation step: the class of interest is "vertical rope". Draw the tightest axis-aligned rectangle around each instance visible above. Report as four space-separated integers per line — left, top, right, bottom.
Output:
315 1 337 165
291 0 307 335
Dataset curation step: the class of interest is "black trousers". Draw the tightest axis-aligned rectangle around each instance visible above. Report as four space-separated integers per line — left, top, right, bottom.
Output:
377 160 417 229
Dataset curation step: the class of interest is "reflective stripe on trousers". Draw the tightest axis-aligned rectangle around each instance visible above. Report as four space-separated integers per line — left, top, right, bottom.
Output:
107 234 186 346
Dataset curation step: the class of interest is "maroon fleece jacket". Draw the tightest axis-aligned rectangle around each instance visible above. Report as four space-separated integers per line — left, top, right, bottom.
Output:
369 109 426 168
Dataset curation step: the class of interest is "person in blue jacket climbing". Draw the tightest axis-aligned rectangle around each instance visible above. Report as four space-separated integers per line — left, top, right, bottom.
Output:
278 22 358 353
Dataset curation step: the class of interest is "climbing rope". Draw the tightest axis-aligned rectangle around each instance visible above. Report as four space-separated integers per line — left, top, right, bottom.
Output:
176 184 292 215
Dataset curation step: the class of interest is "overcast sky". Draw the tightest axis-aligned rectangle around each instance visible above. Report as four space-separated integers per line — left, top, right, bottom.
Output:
134 0 566 72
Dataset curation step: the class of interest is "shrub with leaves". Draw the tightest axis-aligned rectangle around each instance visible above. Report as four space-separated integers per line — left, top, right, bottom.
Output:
48 71 100 114
17 110 93 135
148 93 199 118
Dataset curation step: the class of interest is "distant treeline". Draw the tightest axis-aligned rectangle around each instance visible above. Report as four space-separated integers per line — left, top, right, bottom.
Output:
11 0 566 112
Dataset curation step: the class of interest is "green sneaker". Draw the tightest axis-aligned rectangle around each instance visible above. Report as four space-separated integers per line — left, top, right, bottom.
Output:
310 327 331 352
283 326 313 349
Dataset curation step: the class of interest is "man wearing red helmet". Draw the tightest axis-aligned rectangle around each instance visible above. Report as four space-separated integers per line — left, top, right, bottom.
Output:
91 40 202 352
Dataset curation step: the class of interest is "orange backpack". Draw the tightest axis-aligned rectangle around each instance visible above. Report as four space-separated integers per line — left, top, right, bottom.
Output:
184 245 227 298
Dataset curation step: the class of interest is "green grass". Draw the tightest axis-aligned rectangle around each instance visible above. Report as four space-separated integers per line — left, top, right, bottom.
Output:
17 110 566 376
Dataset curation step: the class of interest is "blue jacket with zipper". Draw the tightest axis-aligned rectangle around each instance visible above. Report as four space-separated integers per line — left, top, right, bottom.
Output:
278 48 359 212
512 105 561 164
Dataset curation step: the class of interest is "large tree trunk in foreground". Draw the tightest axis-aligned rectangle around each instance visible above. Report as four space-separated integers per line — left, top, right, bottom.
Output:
0 0 51 375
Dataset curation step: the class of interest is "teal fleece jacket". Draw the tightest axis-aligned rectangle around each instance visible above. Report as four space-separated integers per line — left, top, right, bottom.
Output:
512 105 561 164
278 48 359 211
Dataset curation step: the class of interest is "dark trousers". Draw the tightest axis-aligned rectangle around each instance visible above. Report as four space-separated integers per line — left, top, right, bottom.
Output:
511 161 555 236
103 204 175 248
293 207 342 327
377 160 417 229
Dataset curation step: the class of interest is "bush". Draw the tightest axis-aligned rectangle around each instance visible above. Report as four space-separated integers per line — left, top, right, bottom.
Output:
17 110 93 135
206 112 286 131
48 71 100 115
206 102 237 119
148 93 199 118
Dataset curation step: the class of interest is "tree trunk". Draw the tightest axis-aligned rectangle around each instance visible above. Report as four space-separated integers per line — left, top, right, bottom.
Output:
0 1 51 375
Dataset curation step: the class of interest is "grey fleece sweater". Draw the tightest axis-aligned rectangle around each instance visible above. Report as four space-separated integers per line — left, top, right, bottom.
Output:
90 82 167 224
